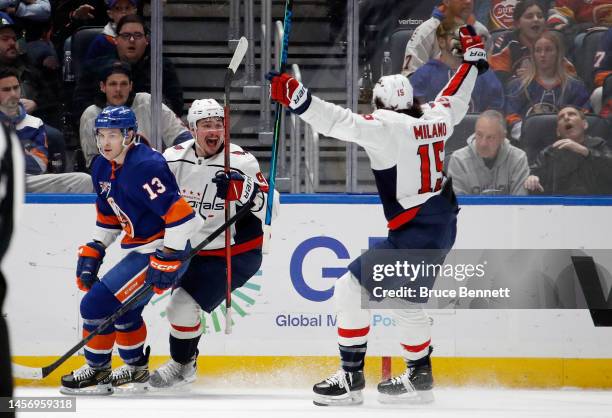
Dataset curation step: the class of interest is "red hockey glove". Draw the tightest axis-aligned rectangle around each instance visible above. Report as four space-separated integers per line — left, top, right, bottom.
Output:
266 71 312 114
459 25 489 75
76 241 105 291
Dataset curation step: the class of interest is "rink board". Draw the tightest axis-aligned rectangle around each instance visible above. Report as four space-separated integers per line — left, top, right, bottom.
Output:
5 194 612 387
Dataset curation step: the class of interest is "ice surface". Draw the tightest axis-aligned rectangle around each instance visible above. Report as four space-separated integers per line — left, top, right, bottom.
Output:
13 386 612 418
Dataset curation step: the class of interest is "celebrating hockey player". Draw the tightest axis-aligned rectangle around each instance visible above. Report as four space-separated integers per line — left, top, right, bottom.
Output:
268 26 488 406
149 99 279 388
60 106 197 395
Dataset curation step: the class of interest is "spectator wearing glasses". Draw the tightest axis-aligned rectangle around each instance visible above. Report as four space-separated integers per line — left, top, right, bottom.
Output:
85 0 138 61
505 31 589 141
73 14 184 123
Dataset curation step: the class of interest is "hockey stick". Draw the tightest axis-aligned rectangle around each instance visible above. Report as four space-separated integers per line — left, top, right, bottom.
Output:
11 201 255 380
223 36 248 335
263 0 293 252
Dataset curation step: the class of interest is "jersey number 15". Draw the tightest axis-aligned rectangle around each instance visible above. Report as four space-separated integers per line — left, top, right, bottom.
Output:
417 140 444 194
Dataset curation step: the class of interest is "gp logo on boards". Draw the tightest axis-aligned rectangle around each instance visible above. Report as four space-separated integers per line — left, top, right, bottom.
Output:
290 236 385 302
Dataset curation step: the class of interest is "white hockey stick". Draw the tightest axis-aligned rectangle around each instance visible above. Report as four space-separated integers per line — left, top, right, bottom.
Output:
223 36 248 335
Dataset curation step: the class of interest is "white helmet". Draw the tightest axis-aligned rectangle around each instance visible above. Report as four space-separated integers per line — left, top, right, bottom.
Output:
187 99 224 130
372 74 413 111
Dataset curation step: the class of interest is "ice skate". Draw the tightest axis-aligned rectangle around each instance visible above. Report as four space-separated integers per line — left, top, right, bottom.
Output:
312 369 365 406
110 347 150 393
149 357 197 389
60 364 113 396
377 349 434 404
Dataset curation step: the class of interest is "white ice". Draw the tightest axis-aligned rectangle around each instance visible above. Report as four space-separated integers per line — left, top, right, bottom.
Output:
13 385 612 418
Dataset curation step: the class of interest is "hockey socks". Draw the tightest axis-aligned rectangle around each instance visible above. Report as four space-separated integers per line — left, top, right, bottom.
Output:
169 334 201 364
339 343 367 372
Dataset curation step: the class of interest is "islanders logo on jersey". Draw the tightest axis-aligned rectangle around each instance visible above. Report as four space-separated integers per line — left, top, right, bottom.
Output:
99 181 112 197
107 196 135 237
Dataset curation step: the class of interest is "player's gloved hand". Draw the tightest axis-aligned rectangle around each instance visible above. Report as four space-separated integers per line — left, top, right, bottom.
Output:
213 171 259 206
266 71 312 114
459 25 489 75
146 247 189 294
76 241 105 291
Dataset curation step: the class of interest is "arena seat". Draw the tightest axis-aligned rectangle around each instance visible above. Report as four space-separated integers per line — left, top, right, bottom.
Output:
444 113 479 168
388 28 414 74
575 28 606 92
69 26 104 82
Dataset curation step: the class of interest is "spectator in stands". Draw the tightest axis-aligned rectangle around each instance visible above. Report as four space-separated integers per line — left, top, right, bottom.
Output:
0 0 49 22
79 61 192 167
0 0 50 42
489 0 549 85
547 0 612 31
73 14 184 123
51 0 109 54
85 0 138 61
505 31 590 140
0 68 92 192
601 77 612 118
590 27 611 115
0 12 65 161
448 110 529 195
474 0 520 31
411 22 504 112
401 0 489 76
524 105 612 194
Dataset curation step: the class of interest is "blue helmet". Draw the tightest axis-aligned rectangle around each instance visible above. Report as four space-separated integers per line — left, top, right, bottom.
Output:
95 106 138 132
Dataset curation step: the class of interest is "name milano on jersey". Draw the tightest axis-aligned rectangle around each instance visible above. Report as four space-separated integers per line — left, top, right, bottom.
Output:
299 64 477 229
163 140 271 250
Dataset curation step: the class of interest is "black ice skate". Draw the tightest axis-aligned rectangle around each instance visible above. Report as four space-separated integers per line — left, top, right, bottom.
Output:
149 356 197 389
110 346 150 393
377 348 434 404
60 364 113 396
313 369 365 406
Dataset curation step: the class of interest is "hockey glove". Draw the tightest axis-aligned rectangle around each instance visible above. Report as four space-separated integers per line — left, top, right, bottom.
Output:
213 171 259 206
266 71 312 114
459 25 489 75
146 247 189 294
76 241 105 291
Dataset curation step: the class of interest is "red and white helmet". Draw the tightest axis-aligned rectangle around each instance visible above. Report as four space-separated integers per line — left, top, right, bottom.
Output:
372 74 414 111
187 99 224 130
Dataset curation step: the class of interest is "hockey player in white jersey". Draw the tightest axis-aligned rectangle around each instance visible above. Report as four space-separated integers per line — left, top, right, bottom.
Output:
268 26 488 406
150 98 279 388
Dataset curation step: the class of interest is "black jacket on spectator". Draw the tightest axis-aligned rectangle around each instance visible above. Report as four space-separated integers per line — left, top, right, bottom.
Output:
530 136 612 195
51 0 109 54
72 51 184 125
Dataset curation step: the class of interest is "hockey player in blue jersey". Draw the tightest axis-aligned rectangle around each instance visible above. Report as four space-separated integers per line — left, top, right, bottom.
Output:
268 26 488 406
60 106 197 395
